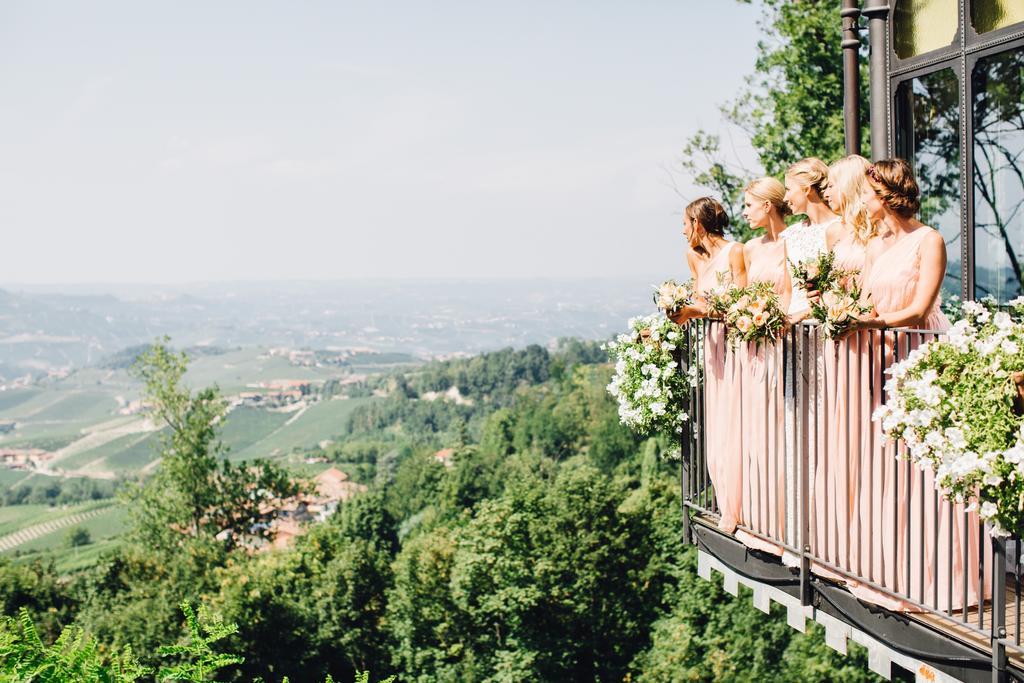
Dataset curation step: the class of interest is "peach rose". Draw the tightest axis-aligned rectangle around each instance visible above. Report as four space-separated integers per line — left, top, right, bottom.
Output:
735 316 753 334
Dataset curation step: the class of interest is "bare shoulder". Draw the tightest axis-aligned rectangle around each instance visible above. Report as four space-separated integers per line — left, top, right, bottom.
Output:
825 221 844 247
865 234 887 258
920 226 945 248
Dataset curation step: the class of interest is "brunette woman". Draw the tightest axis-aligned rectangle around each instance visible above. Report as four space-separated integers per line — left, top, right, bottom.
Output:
850 159 987 611
673 197 747 531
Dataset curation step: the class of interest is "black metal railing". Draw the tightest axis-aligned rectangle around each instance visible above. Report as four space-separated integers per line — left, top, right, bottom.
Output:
679 319 1019 676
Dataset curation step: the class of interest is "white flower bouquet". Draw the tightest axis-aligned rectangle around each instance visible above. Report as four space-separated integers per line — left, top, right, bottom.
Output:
874 296 1024 537
725 281 787 347
653 279 695 315
605 314 695 437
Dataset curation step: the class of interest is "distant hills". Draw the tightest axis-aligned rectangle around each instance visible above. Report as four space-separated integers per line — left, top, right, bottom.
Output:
0 279 654 383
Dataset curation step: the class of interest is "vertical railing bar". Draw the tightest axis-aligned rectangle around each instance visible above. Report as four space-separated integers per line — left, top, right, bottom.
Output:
896 330 913 601
933 485 938 609
701 322 711 515
764 344 770 541
680 322 689 535
963 507 970 623
786 327 794 548
813 324 820 564
844 322 851 572
992 536 1007 681
979 517 986 631
688 323 697 508
948 500 954 617
800 324 811 605
919 467 925 605
1015 548 1020 646
868 329 875 585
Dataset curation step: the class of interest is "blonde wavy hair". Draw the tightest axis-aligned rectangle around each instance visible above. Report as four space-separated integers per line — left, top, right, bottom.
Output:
744 177 791 217
828 155 875 244
785 157 829 198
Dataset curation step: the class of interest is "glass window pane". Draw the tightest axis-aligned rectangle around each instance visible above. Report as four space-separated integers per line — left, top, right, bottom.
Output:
972 0 1024 35
895 68 962 299
894 0 959 59
972 47 1024 302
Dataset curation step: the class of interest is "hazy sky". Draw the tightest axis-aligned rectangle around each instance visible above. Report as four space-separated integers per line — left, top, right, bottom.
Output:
0 1 761 285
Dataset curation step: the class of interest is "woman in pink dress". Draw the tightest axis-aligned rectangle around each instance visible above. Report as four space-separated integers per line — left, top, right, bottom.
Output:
734 177 792 555
851 158 987 611
781 158 839 554
810 154 874 577
672 197 747 532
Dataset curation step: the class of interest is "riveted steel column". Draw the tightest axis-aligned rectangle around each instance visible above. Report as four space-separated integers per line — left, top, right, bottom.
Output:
841 0 862 155
863 0 890 160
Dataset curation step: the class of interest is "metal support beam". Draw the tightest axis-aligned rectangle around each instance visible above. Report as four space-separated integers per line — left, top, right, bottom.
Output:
863 0 891 160
841 0 862 155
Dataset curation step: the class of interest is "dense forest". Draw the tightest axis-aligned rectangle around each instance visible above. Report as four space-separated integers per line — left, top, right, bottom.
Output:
1 340 882 682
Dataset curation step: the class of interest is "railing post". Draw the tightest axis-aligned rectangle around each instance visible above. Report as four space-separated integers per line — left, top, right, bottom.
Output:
993 535 1007 682
678 323 692 545
798 323 812 606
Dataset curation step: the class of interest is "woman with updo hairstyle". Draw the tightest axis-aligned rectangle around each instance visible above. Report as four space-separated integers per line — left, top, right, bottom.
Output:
734 177 792 556
846 158 987 613
782 157 839 317
672 196 746 532
808 154 875 578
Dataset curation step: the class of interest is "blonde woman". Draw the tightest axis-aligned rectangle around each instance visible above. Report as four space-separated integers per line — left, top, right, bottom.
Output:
810 154 874 580
735 177 791 555
672 198 747 532
782 157 839 317
779 158 839 550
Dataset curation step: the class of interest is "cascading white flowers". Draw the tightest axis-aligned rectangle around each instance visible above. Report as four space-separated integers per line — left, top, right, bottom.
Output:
873 296 1024 537
604 314 696 440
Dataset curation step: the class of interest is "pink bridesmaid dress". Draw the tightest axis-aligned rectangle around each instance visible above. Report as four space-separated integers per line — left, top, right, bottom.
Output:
814 231 869 576
695 243 743 532
736 239 789 554
851 227 988 612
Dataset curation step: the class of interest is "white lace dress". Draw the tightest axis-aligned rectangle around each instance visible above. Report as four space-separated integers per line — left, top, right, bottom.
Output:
780 218 835 552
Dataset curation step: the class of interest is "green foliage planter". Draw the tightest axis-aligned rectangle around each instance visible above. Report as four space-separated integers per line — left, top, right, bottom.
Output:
875 298 1024 536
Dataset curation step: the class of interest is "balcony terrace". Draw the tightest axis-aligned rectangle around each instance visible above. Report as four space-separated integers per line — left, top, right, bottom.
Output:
678 320 1023 683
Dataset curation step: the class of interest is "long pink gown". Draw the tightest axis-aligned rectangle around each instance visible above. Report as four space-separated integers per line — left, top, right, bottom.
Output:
696 243 743 532
736 239 789 554
850 227 989 612
814 231 869 576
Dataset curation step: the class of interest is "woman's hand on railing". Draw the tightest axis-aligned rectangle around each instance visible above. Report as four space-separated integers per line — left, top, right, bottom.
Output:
840 309 882 336
668 303 703 325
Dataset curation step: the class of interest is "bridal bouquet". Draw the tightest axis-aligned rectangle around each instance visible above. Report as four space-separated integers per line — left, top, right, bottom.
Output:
874 296 1024 537
789 250 851 295
725 281 787 347
605 314 695 437
811 277 872 339
705 272 738 318
653 279 694 315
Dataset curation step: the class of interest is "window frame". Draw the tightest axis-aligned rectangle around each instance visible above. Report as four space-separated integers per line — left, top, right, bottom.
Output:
887 0 1024 299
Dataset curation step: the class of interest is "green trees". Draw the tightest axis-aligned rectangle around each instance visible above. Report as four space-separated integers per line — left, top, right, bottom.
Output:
125 341 303 552
682 0 865 237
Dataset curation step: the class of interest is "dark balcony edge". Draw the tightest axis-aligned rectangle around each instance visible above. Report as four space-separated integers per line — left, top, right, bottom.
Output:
693 522 1024 683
